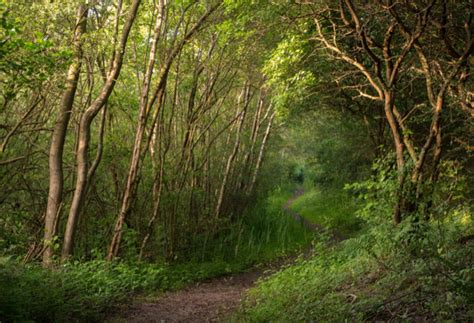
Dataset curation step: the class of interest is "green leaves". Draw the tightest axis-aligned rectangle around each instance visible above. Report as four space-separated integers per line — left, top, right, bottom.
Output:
0 3 70 102
262 31 315 117
239 206 474 322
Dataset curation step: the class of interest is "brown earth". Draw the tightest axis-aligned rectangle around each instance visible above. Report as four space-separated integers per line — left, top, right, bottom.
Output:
113 188 327 323
118 268 263 322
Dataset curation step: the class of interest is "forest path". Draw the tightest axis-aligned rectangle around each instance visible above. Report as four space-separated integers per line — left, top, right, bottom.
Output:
283 188 346 242
117 267 263 322
283 187 325 232
115 189 316 323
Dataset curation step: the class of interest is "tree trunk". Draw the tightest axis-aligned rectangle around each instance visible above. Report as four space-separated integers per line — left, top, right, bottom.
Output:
42 4 87 267
247 110 276 194
107 2 220 260
240 90 264 190
383 89 405 224
215 85 249 219
61 0 141 262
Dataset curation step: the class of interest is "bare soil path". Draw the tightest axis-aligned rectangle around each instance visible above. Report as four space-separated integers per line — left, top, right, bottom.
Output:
119 268 264 322
114 188 316 323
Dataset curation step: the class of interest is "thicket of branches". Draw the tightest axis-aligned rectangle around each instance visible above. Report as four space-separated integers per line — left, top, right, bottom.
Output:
0 0 279 265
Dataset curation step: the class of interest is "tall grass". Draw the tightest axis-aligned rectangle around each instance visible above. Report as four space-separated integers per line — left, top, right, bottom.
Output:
290 187 363 237
235 208 474 322
189 186 312 264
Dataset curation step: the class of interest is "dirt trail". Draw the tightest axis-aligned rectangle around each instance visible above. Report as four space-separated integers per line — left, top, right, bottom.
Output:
115 189 317 323
283 188 324 232
119 269 263 322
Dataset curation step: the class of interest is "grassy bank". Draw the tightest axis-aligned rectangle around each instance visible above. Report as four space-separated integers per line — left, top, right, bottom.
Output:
235 203 474 321
289 187 363 237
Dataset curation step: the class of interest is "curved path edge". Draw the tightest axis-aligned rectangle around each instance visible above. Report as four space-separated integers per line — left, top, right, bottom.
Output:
112 188 334 322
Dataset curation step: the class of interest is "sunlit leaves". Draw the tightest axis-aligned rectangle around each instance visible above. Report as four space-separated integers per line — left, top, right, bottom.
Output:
262 32 315 118
0 4 71 103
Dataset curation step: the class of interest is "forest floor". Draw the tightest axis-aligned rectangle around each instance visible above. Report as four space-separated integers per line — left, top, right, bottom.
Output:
283 187 323 232
113 189 321 322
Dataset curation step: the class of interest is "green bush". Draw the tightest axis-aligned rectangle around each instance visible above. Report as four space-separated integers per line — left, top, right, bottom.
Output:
236 161 474 322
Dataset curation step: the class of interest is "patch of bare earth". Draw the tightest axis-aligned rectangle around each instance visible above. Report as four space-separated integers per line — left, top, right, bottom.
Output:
116 269 264 322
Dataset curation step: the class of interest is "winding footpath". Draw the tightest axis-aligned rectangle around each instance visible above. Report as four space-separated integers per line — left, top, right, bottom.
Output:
283 188 345 242
120 268 263 322
116 189 320 322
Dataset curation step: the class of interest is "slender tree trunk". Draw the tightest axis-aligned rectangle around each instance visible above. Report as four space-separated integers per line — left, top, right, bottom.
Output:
61 0 141 261
138 139 166 260
240 90 264 190
383 89 406 224
215 85 249 219
247 110 276 194
87 105 107 184
107 3 220 260
42 4 87 267
107 85 166 260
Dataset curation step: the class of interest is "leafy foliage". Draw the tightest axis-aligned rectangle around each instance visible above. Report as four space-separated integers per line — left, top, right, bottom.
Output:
237 208 473 322
0 0 472 321
0 257 244 322
0 2 70 100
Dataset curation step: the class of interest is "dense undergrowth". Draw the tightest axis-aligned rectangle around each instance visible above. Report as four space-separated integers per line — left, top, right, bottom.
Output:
1 258 240 322
237 214 473 321
0 188 311 322
183 187 310 263
235 165 474 322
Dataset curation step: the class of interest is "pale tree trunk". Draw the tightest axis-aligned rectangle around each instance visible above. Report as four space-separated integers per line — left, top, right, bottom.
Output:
42 4 87 267
138 130 167 260
107 0 167 260
60 0 141 262
240 90 264 190
247 109 276 194
383 90 406 224
215 85 250 219
108 85 166 260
